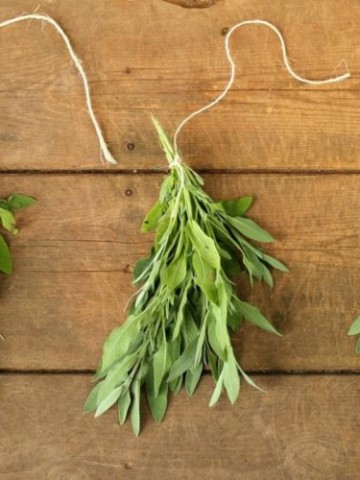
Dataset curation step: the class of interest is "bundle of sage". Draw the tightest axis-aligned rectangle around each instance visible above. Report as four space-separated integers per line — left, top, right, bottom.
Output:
84 119 287 434
0 194 36 274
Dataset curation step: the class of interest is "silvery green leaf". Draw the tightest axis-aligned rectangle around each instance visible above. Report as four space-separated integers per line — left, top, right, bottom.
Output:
147 382 168 423
131 380 141 436
7 194 36 210
100 316 140 373
95 386 122 418
187 220 221 270
192 252 218 304
185 363 203 396
223 357 240 404
167 337 198 382
221 196 253 217
229 217 274 243
0 207 17 234
0 235 12 274
141 200 162 232
118 390 131 425
152 340 168 396
262 254 289 272
164 253 187 290
209 369 225 407
83 382 103 413
348 316 360 336
238 301 281 336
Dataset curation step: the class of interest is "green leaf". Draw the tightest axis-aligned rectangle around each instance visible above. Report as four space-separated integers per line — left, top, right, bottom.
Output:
141 201 163 232
209 369 224 407
229 217 274 243
98 351 138 403
118 390 131 425
7 194 36 210
223 356 240 404
238 365 264 392
164 253 187 290
238 301 281 336
83 382 103 413
0 235 12 274
356 337 360 354
348 316 360 336
192 252 218 304
167 337 198 382
147 382 168 423
131 381 141 436
133 256 153 282
153 341 168 396
227 297 244 332
0 208 17 234
95 386 122 417
221 196 253 217
187 220 220 270
100 316 140 373
151 116 175 163
262 254 289 272
185 363 203 396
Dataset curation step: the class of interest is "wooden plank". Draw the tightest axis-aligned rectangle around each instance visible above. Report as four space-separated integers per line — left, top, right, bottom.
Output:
0 173 359 371
0 374 360 479
0 0 358 170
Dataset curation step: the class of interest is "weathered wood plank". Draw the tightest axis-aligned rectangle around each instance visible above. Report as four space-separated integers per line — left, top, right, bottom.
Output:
0 173 359 371
0 0 358 170
0 374 359 479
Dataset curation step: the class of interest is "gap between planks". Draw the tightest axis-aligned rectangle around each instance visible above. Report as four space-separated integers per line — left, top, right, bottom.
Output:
2 168 360 175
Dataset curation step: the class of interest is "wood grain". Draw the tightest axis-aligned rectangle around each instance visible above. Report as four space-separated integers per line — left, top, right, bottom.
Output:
0 374 359 480
0 0 358 170
0 173 359 371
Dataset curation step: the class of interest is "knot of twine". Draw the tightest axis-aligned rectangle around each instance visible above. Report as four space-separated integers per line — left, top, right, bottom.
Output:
169 153 182 169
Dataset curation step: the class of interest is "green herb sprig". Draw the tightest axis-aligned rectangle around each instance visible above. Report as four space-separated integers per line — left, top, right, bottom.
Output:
85 119 287 435
0 194 36 274
348 316 360 353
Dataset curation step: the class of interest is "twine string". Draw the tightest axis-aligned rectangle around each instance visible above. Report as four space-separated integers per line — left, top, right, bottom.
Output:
173 19 351 156
0 13 117 165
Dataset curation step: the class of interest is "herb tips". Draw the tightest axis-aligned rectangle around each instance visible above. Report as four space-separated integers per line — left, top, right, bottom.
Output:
85 119 287 435
0 194 36 275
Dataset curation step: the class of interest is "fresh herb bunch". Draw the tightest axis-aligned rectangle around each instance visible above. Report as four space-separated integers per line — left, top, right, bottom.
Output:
0 194 36 274
348 317 360 353
85 118 287 435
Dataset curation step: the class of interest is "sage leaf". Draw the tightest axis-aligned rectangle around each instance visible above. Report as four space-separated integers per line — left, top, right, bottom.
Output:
118 390 132 425
229 217 274 243
0 235 12 274
95 386 122 418
167 338 198 382
238 301 281 336
7 194 36 210
348 316 360 336
131 381 141 436
221 196 253 217
147 382 168 423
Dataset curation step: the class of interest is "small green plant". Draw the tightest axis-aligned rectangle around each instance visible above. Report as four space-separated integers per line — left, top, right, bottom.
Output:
348 317 360 353
0 194 36 274
85 119 287 435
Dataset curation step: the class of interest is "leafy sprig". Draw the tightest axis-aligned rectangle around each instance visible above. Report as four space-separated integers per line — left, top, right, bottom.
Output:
85 119 287 435
348 316 360 353
0 194 36 274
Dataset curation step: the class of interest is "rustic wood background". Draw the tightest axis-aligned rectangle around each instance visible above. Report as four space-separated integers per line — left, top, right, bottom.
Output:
1 0 360 478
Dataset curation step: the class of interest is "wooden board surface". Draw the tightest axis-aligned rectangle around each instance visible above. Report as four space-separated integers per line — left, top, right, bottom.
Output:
0 173 359 371
0 0 359 170
0 374 360 480
0 0 360 478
